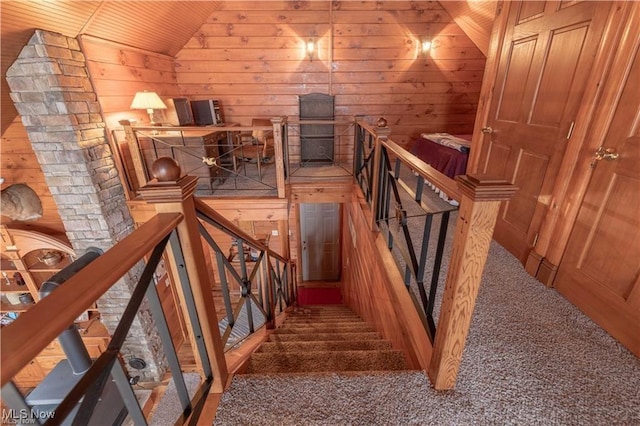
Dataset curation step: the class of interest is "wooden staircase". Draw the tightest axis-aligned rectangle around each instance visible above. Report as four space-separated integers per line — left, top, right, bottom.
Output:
242 305 409 374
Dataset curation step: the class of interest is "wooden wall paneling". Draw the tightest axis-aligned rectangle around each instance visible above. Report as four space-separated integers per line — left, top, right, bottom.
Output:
81 35 183 199
80 35 181 130
196 198 289 222
1 1 216 134
289 181 353 204
333 58 487 73
175 1 485 152
80 2 219 57
0 118 66 234
330 1 485 149
341 188 432 371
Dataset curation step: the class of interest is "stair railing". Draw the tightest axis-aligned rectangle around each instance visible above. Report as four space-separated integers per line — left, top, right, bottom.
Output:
0 212 226 425
354 119 461 342
353 118 516 389
192 198 295 348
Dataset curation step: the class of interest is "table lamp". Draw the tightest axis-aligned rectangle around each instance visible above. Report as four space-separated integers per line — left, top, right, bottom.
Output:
130 91 167 125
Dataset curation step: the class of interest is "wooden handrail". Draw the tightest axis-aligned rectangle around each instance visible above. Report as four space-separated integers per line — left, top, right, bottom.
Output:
381 138 461 202
194 198 288 264
353 118 517 390
0 212 183 386
354 118 461 203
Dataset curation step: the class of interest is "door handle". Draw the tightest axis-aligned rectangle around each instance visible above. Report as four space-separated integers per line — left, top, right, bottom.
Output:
481 126 493 134
590 146 619 167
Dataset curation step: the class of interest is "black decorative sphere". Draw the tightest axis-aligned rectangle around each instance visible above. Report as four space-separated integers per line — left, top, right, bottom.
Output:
377 117 388 127
151 157 181 181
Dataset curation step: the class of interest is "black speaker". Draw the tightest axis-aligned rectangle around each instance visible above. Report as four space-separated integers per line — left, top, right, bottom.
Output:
172 98 194 126
192 99 224 126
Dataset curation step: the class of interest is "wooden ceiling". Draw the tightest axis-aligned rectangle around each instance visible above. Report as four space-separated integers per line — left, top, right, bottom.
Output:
440 0 497 56
0 0 220 133
0 0 495 135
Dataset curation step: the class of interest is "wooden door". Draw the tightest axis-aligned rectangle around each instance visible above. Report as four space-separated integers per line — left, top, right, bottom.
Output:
477 1 611 262
555 37 640 357
300 203 341 281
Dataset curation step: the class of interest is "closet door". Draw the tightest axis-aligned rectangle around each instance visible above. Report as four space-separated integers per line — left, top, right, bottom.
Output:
476 1 611 263
555 17 640 357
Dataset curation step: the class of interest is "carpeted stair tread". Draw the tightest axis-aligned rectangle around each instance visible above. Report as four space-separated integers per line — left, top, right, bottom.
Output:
245 350 408 373
244 303 409 376
275 324 375 333
257 340 393 353
283 319 365 326
285 315 362 321
267 332 381 342
291 308 356 315
287 312 362 318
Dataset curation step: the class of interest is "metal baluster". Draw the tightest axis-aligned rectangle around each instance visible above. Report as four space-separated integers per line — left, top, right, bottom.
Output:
426 212 451 322
168 231 212 379
110 360 148 426
144 269 191 413
1 382 41 425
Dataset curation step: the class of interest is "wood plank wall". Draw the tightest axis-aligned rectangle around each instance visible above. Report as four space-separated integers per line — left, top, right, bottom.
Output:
1 35 181 233
342 186 428 369
0 117 66 235
81 36 183 194
174 0 485 152
81 36 181 129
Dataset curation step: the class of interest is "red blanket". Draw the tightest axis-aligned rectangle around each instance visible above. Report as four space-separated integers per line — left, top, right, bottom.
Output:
409 135 471 178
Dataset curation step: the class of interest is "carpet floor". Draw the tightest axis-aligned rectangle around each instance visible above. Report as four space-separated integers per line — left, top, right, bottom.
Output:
214 234 640 425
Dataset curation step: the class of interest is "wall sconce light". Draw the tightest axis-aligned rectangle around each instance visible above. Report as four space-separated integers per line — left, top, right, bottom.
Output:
421 40 432 54
130 90 167 125
306 39 315 61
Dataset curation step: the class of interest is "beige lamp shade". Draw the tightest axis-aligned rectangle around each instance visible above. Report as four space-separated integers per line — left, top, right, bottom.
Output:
130 91 167 124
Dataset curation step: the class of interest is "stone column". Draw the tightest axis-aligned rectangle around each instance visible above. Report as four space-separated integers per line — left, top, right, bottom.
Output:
6 29 165 381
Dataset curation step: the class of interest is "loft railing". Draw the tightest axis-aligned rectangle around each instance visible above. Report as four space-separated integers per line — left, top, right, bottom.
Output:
117 117 361 201
284 117 356 179
193 198 295 349
352 118 516 389
0 213 225 425
117 119 287 199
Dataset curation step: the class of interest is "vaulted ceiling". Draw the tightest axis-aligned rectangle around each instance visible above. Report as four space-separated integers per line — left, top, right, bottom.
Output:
1 0 221 133
0 0 496 135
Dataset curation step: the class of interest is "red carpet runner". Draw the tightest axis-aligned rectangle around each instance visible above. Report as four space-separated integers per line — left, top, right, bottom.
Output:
297 287 343 305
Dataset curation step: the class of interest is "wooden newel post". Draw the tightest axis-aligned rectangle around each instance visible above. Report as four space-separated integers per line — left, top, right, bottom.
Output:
428 174 516 390
119 120 147 189
369 118 391 230
271 117 286 199
138 159 229 393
